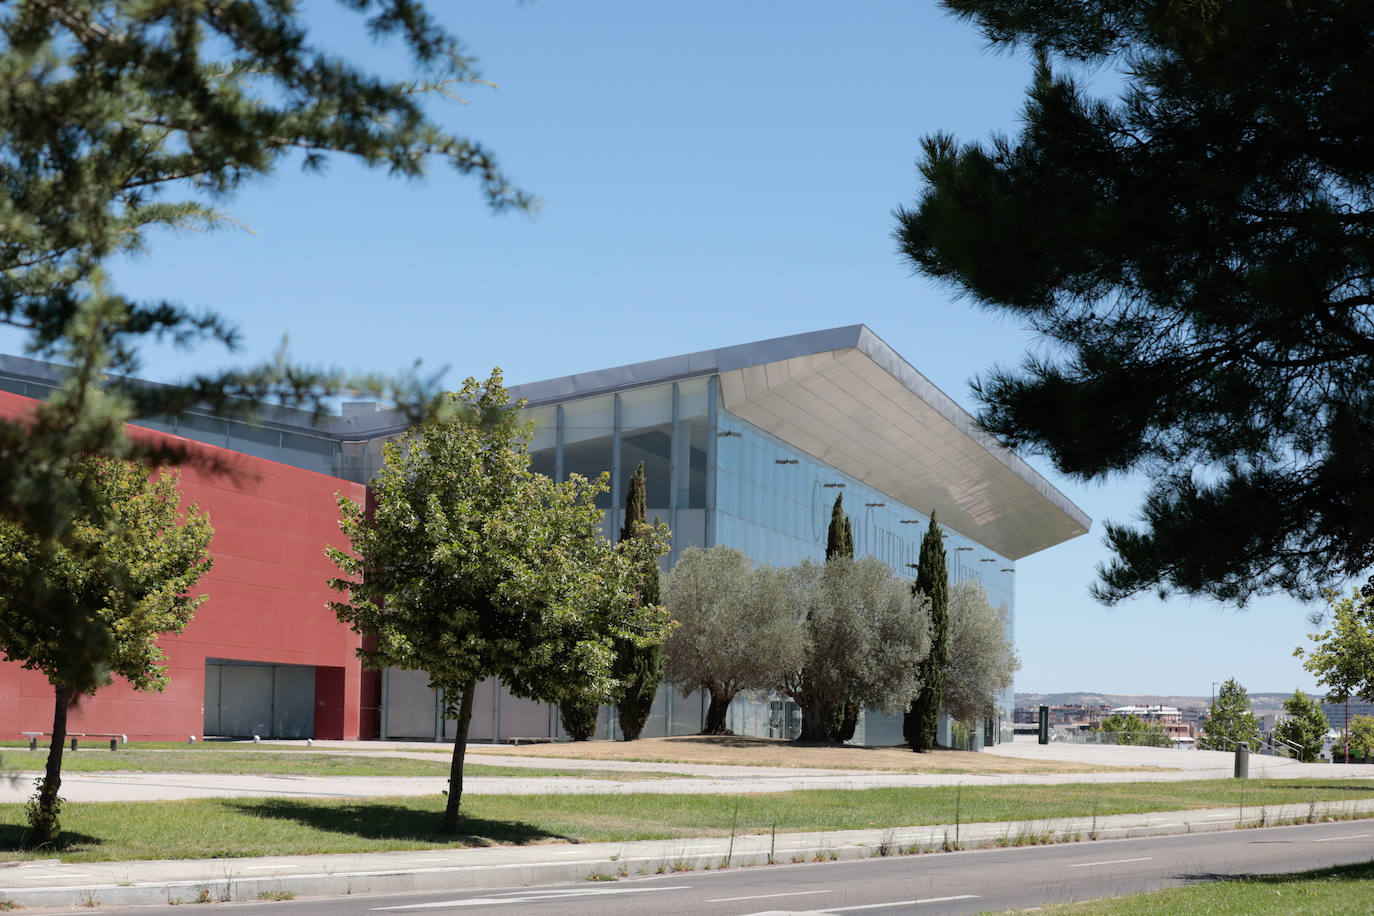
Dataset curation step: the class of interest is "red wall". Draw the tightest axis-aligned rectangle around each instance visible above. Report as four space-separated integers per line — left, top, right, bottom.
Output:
0 391 368 741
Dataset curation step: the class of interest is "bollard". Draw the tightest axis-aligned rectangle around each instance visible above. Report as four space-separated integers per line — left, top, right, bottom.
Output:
70 737 78 752
189 735 197 744
28 736 36 752
1038 705 1049 745
1234 742 1249 778
110 737 118 751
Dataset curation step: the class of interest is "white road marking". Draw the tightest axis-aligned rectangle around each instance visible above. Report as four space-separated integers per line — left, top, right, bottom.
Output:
783 896 978 913
1067 856 1153 868
373 885 692 910
706 890 829 903
1313 834 1370 842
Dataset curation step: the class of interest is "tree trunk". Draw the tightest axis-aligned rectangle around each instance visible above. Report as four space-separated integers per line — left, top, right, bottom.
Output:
797 698 830 744
441 679 478 834
701 690 734 735
832 699 860 744
31 683 72 846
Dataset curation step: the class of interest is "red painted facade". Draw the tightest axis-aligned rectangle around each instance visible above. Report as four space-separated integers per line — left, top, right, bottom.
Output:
0 390 369 742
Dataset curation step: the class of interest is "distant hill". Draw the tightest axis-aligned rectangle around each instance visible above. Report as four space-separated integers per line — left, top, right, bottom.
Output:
1015 691 1297 718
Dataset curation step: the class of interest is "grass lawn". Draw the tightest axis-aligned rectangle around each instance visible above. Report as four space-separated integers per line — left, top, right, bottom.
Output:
0 748 675 780
2 779 1372 863
1010 860 1374 915
465 735 1141 774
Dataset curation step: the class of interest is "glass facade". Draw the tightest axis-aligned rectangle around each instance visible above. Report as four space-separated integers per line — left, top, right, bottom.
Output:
507 375 1018 745
517 377 713 566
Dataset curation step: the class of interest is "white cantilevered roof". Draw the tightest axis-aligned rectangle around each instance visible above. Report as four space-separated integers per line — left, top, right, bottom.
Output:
511 325 1090 560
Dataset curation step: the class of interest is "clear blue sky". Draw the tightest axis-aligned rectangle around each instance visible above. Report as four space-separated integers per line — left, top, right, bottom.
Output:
9 1 1328 697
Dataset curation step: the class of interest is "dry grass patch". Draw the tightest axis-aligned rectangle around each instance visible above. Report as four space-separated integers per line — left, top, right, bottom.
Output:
466 736 1132 774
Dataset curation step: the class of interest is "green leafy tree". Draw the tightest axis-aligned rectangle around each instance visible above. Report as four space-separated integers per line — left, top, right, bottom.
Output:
661 546 804 735
1097 714 1169 748
942 581 1019 727
1273 690 1330 763
1200 678 1261 751
905 514 948 751
0 1 530 693
0 458 213 845
612 462 668 742
1349 715 1374 759
895 0 1374 604
329 370 668 832
1295 588 1374 761
780 558 931 744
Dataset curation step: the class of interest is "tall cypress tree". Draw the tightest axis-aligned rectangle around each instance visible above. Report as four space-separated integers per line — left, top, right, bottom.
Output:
612 463 665 741
826 493 853 560
816 493 860 743
904 513 948 751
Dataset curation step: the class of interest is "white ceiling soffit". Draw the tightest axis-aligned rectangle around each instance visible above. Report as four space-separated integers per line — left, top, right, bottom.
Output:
718 333 1090 561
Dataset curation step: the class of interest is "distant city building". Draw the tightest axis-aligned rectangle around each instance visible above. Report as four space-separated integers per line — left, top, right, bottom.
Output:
1322 700 1374 733
1013 704 1113 731
1110 704 1193 740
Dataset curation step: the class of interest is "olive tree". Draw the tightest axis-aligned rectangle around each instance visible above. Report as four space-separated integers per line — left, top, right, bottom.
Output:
780 558 931 744
661 546 803 735
942 581 1019 726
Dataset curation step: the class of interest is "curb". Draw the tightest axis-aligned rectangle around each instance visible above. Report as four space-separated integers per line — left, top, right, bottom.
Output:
5 800 1373 908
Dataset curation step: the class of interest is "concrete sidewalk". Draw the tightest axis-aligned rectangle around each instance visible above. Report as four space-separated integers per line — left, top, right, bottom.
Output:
5 798 1373 909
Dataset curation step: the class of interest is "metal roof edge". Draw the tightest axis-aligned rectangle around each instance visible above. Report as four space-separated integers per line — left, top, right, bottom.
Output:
851 326 1093 535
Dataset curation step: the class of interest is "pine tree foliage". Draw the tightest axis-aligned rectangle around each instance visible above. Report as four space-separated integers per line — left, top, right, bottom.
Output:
1274 690 1330 763
1200 677 1261 751
1 1 530 695
329 371 668 831
613 462 669 742
0 457 213 845
896 0 1374 604
905 514 948 751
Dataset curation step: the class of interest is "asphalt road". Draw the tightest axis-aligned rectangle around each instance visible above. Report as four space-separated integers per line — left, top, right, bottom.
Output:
35 819 1372 915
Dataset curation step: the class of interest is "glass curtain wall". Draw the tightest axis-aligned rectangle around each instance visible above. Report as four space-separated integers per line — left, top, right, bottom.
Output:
714 407 1017 744
520 378 711 564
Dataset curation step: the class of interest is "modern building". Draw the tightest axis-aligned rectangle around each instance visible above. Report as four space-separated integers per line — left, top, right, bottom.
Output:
1 325 1090 745
1322 700 1374 734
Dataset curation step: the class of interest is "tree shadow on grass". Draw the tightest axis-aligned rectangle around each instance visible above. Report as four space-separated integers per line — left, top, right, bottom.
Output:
1266 780 1374 793
223 798 574 848
0 821 103 858
1182 859 1374 885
